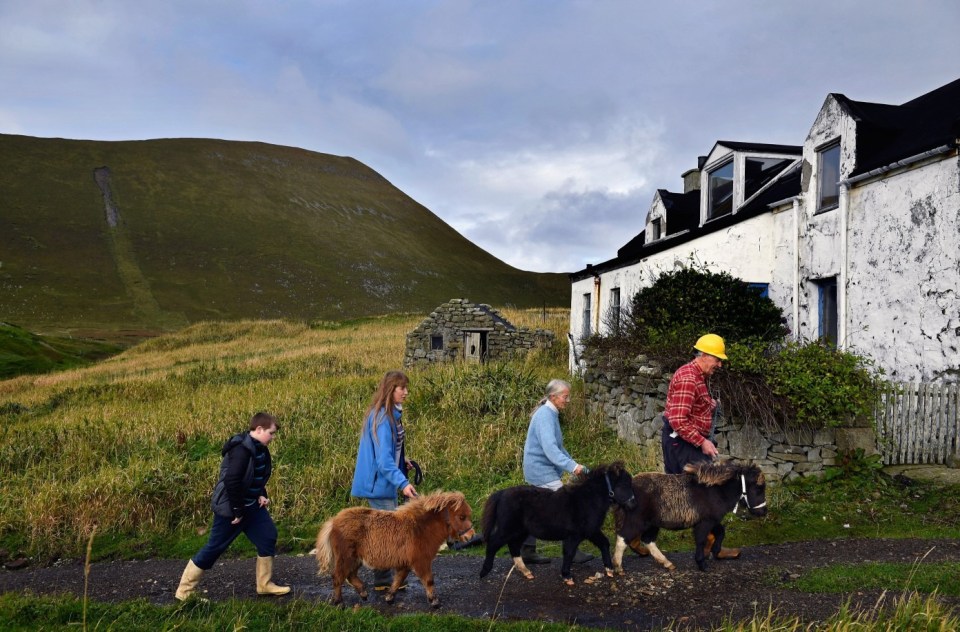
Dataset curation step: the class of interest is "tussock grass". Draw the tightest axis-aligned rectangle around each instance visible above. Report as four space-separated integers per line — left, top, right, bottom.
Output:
713 592 959 632
0 308 651 558
0 593 590 631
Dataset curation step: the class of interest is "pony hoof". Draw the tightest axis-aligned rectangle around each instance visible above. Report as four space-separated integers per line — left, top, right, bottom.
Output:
429 598 441 609
562 578 575 587
613 566 624 576
359 591 368 601
384 594 395 604
605 568 614 578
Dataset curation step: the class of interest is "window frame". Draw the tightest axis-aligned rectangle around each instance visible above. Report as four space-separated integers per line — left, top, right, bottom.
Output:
707 159 735 220
746 282 769 298
581 293 592 337
650 217 662 241
816 141 841 213
610 287 621 333
816 277 838 347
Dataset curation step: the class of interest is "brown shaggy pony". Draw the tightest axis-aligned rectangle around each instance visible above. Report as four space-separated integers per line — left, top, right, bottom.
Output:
315 491 474 607
612 461 767 572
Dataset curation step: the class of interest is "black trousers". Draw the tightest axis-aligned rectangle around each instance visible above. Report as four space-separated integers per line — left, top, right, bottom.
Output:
661 421 711 474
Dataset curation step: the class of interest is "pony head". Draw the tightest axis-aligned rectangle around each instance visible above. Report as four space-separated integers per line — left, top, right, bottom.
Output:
684 461 768 517
571 461 637 510
408 490 476 543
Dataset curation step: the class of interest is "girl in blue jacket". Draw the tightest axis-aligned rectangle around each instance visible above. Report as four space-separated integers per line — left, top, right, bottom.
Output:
350 370 418 587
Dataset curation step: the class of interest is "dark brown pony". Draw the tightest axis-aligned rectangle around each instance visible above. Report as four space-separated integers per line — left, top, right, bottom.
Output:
613 461 767 572
315 491 474 607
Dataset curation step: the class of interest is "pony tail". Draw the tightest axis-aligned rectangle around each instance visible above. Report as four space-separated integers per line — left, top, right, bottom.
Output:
315 519 334 573
481 491 502 542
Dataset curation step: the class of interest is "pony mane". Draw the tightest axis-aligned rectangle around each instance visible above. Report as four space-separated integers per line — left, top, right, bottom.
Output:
684 461 763 487
566 460 627 490
397 490 467 515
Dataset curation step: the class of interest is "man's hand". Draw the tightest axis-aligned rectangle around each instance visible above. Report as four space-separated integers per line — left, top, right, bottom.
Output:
700 439 719 458
402 484 417 498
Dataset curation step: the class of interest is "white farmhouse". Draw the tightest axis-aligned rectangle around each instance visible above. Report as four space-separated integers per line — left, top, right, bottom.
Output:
570 77 960 383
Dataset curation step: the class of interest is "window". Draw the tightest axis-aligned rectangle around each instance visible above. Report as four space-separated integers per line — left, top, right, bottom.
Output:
581 293 592 337
651 217 662 240
708 160 734 219
430 335 443 351
610 287 621 333
817 143 840 211
744 157 793 200
746 282 769 298
816 277 838 347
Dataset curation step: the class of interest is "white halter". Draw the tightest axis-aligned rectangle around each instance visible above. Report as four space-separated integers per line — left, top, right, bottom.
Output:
733 474 766 514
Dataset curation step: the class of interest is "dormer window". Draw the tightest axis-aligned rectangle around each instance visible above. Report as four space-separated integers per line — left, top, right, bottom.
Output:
744 157 794 201
651 217 662 240
817 142 840 212
708 160 733 219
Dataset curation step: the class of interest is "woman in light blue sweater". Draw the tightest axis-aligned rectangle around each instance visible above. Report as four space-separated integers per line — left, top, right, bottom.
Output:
520 379 593 565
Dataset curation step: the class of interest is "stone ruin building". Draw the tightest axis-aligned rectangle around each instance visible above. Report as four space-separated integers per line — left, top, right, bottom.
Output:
403 298 555 368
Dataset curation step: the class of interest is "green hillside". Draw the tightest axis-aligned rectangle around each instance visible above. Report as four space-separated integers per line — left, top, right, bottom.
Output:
0 321 121 379
0 134 568 337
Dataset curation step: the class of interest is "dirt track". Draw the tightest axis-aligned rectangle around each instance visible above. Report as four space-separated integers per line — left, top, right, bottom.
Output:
2 538 959 630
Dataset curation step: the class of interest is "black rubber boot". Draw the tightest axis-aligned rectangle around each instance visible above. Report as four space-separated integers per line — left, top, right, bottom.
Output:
572 548 595 564
520 545 551 564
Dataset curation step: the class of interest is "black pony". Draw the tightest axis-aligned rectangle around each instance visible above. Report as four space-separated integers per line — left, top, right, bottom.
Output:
479 461 637 585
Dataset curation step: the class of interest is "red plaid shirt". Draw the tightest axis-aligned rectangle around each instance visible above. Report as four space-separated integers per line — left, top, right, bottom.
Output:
664 360 716 447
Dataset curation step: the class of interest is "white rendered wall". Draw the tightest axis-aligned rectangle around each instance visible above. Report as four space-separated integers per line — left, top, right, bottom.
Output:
568 212 777 372
843 157 960 381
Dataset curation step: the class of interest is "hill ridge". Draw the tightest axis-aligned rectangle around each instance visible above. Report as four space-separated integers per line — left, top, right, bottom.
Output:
0 134 568 336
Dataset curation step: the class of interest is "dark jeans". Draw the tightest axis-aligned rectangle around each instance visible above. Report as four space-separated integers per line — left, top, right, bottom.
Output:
661 422 711 474
367 497 397 583
192 505 277 570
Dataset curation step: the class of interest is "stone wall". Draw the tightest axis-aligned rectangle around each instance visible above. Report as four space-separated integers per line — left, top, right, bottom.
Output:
582 351 877 481
404 299 555 368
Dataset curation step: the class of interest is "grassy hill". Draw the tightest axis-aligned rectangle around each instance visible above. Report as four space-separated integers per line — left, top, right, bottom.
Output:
0 134 568 338
0 322 121 380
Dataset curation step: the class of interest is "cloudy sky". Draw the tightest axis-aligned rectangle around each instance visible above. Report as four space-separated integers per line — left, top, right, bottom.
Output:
2 1 958 272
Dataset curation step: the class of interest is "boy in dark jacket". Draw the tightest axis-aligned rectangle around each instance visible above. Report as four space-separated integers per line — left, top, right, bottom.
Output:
175 412 289 600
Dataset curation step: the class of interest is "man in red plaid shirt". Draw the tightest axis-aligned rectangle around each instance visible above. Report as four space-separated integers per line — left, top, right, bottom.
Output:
660 333 741 559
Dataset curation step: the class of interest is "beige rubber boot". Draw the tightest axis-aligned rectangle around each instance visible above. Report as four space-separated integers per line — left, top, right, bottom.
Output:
256 556 291 596
175 559 204 601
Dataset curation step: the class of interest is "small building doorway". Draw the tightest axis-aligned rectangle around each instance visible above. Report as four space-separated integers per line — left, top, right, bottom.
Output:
463 331 488 363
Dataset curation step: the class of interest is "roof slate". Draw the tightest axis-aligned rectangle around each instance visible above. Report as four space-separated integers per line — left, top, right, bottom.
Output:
837 76 960 176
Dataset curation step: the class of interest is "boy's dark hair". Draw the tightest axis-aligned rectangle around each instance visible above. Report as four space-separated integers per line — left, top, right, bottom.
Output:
250 411 279 431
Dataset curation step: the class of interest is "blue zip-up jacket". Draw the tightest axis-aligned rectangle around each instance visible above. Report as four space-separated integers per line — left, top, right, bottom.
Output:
350 406 409 500
523 401 578 486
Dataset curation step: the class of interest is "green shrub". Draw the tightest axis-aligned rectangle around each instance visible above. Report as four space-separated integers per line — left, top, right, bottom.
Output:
766 341 884 427
627 264 787 345
586 263 884 430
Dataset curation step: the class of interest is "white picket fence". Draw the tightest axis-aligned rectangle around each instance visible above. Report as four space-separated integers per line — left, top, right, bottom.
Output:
875 382 960 465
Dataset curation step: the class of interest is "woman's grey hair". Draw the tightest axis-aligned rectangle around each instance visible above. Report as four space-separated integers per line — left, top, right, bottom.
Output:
538 378 571 406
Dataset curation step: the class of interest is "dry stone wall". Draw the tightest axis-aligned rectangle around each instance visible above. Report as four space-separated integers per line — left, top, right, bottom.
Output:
582 351 876 481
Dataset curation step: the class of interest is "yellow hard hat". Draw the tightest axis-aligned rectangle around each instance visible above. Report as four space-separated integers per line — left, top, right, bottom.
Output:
694 333 727 360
